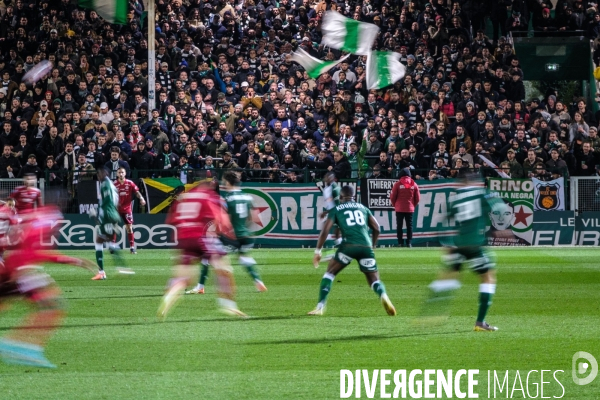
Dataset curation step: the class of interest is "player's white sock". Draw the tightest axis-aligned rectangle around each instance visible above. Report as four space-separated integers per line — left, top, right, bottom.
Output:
239 256 256 267
334 238 342 246
218 298 238 310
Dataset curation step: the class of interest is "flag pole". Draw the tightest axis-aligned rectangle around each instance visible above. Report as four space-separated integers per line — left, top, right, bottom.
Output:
147 0 156 110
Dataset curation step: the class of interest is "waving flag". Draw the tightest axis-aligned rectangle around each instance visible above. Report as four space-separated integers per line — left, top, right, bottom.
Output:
321 11 379 55
79 0 129 24
365 51 406 90
291 48 350 79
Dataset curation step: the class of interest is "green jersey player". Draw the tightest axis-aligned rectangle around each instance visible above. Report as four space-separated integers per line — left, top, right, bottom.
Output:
90 167 128 280
309 185 396 316
319 172 342 262
187 171 267 294
423 173 504 331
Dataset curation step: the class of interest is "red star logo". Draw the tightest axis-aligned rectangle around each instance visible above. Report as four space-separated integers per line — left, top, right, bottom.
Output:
513 205 532 227
254 206 270 227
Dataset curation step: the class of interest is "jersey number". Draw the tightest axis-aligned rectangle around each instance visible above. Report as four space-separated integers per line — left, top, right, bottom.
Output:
344 210 365 226
236 203 248 218
177 202 202 220
454 199 481 223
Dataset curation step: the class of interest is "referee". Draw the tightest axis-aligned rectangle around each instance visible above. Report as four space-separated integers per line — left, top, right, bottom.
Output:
390 168 421 247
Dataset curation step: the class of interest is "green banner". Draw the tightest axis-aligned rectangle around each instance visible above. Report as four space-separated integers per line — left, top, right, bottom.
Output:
241 181 465 247
487 178 534 246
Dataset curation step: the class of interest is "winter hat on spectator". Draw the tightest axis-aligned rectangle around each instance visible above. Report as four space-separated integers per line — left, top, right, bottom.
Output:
466 101 475 108
426 109 434 114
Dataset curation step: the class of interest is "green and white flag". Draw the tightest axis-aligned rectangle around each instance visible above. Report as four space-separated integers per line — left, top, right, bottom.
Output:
79 0 129 24
291 48 350 79
366 51 406 90
321 11 379 55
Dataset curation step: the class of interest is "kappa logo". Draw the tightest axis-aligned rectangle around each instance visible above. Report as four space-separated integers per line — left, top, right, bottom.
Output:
242 188 278 236
40 219 177 247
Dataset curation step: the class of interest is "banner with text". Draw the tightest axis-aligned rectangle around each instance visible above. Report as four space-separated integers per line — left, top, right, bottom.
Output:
487 178 534 246
248 181 465 247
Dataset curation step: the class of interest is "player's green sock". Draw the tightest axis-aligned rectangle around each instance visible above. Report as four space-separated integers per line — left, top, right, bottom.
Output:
371 280 386 298
95 244 104 271
476 284 496 323
199 263 210 285
95 250 104 271
317 273 335 304
240 256 260 281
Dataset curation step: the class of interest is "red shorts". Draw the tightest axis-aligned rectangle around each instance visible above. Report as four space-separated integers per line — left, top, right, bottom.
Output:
177 237 226 260
119 212 133 225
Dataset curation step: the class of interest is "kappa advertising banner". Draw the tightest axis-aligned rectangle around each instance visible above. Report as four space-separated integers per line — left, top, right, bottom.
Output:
42 214 177 250
486 178 534 246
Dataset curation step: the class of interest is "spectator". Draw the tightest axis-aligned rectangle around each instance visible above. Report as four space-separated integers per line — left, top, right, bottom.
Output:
18 154 43 179
44 156 63 187
0 145 20 178
390 168 420 248
575 142 596 176
104 147 131 179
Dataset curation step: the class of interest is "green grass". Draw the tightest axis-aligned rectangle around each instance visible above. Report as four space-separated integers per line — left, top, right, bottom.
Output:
0 248 598 399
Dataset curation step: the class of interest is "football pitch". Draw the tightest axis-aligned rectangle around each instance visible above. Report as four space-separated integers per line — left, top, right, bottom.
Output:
0 248 598 399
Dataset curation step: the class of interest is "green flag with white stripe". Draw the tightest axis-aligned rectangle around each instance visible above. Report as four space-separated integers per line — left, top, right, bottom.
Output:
366 51 406 90
79 0 129 25
291 48 350 79
321 11 379 55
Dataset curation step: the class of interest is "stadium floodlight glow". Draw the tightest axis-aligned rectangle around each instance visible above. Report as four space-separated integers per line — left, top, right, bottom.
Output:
545 63 559 72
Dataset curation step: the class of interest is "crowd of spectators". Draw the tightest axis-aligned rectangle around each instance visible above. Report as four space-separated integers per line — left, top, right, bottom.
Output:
0 0 598 198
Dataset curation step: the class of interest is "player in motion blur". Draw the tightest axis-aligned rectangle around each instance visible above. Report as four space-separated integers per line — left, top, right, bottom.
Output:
159 173 246 318
10 173 42 213
114 167 146 254
0 199 17 260
319 172 342 262
310 185 396 316
187 171 267 294
422 173 503 331
90 167 128 280
0 206 94 367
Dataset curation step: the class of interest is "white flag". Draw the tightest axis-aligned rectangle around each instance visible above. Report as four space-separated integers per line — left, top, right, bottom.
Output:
291 48 350 79
365 51 406 90
321 11 379 55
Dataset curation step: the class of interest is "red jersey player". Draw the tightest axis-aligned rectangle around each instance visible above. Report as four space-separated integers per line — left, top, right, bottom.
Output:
114 167 146 253
10 173 42 214
0 206 95 368
0 199 17 259
159 174 246 319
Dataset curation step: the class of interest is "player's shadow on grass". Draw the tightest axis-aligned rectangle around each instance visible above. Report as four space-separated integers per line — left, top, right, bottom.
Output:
245 331 460 346
0 315 303 331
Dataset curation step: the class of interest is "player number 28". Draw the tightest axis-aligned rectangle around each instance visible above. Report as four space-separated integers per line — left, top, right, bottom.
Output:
344 210 365 226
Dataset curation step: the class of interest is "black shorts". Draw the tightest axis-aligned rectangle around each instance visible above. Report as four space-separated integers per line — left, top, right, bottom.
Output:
220 236 255 254
443 247 496 275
